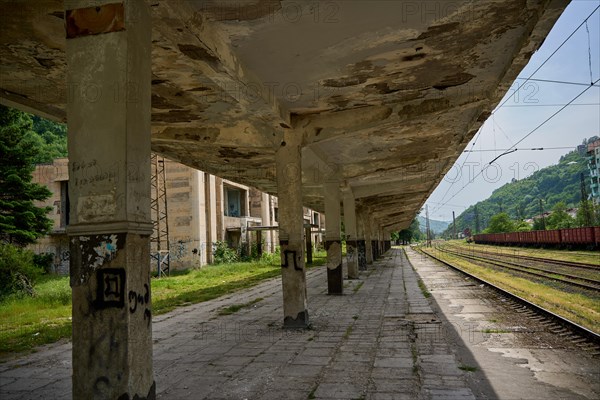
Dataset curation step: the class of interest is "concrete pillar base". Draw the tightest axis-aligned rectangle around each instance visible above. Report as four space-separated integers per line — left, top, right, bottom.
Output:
70 233 155 400
357 240 367 270
346 240 359 279
325 240 343 294
283 310 310 329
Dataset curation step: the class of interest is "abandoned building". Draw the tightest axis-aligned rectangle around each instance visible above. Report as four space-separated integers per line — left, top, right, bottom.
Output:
30 156 325 273
0 0 571 398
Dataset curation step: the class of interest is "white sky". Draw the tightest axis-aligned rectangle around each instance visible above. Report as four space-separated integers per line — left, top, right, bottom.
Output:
425 0 600 222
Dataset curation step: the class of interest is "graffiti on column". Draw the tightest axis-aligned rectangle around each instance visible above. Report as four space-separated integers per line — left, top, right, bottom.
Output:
281 249 301 271
346 242 355 262
93 268 126 309
128 283 151 327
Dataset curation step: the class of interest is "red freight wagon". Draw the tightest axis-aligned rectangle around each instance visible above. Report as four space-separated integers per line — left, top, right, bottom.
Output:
537 229 561 244
561 227 594 245
505 232 519 244
519 231 538 245
594 226 600 246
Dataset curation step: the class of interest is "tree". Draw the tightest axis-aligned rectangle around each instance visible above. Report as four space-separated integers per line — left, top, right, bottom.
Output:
545 201 575 230
397 218 422 244
576 199 597 227
515 220 531 232
485 212 516 233
0 105 52 246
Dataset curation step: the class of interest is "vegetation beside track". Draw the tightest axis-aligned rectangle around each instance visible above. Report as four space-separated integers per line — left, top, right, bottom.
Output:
419 245 600 334
0 250 327 358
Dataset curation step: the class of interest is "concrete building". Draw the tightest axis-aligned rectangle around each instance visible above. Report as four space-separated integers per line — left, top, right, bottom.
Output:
30 157 324 273
587 139 600 203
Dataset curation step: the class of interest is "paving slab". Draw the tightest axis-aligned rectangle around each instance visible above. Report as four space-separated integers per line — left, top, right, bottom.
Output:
3 248 593 399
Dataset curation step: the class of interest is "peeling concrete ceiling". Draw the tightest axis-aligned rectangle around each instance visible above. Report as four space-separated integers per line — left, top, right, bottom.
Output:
0 0 569 231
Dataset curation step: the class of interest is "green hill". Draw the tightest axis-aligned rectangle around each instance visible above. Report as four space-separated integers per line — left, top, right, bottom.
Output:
447 147 593 235
417 215 450 234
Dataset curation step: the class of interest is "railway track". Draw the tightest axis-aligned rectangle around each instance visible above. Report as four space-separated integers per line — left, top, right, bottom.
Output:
444 244 600 270
415 246 600 346
436 245 600 291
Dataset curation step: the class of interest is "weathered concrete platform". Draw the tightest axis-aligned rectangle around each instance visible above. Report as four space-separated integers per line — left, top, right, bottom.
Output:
1 248 597 399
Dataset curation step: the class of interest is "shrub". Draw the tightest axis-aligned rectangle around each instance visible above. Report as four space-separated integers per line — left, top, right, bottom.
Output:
33 252 54 274
0 243 44 299
213 241 239 264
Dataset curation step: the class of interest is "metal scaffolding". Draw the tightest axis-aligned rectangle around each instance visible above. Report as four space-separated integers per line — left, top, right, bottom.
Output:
150 153 170 277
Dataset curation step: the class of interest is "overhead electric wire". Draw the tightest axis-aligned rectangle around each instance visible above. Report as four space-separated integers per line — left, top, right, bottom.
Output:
464 146 576 152
430 6 600 215
489 77 599 164
502 103 599 107
513 77 600 87
437 77 600 211
492 5 600 115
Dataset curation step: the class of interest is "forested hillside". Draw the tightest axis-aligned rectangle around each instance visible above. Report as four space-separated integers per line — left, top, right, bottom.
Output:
448 148 592 235
417 215 449 234
0 106 68 164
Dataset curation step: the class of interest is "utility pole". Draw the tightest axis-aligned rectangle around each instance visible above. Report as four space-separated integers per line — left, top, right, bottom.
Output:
452 211 456 240
474 205 480 234
580 172 592 226
425 205 432 247
539 198 546 230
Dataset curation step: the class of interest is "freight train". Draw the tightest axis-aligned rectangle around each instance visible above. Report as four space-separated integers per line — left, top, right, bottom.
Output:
472 227 600 249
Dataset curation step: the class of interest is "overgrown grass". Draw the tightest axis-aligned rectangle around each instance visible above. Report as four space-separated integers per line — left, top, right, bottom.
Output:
417 279 431 298
0 275 72 355
353 282 364 293
218 298 263 315
447 240 600 265
482 329 511 334
1 250 328 358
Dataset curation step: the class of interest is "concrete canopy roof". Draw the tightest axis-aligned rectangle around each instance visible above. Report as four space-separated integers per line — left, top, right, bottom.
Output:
0 0 568 231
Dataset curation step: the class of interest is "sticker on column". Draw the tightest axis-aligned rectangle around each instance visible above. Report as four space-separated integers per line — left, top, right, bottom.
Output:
326 241 341 269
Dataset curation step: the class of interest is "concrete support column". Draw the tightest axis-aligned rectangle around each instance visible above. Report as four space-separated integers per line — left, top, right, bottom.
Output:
260 193 271 252
65 1 154 398
276 131 309 328
356 211 367 270
342 190 359 279
365 215 373 264
384 231 391 252
256 230 263 258
305 225 313 264
324 182 343 294
372 221 380 260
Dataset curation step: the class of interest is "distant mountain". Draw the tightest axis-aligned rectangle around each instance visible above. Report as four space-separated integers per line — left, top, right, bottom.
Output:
417 215 450 234
446 144 592 236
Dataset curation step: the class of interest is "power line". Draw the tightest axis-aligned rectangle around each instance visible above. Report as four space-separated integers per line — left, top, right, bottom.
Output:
464 146 576 152
502 103 599 107
492 5 600 115
436 77 600 212
430 6 600 215
490 77 600 164
514 77 600 87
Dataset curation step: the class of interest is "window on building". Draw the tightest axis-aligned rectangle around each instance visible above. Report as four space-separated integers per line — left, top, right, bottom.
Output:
224 186 246 217
313 212 319 226
273 207 278 222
